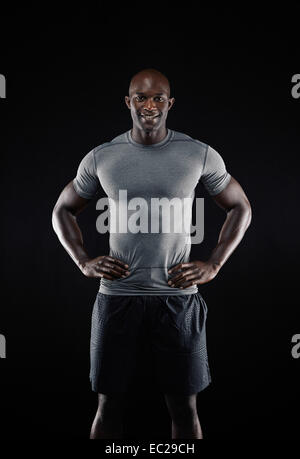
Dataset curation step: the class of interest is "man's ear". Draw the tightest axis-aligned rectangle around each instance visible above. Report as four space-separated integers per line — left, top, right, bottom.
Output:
125 96 131 109
168 97 175 110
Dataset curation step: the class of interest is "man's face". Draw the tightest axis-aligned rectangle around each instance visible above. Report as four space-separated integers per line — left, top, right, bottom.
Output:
125 74 175 133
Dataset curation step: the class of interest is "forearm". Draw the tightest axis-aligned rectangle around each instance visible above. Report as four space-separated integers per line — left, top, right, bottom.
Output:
52 206 91 268
208 203 252 268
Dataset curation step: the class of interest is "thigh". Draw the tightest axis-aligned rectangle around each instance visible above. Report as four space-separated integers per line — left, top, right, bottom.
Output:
90 293 145 394
90 293 144 350
150 293 211 395
150 293 208 354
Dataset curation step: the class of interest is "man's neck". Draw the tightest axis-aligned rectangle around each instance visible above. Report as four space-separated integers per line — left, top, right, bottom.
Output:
131 126 168 145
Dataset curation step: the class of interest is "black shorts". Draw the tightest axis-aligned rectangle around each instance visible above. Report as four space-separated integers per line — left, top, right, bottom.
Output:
89 292 211 396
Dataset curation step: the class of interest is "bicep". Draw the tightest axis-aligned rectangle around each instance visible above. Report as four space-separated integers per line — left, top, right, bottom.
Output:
212 176 251 212
73 148 100 199
200 145 231 196
53 180 91 216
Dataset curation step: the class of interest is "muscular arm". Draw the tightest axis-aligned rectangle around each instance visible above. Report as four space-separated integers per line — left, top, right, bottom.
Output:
52 181 92 268
168 176 252 288
52 181 129 279
207 176 252 268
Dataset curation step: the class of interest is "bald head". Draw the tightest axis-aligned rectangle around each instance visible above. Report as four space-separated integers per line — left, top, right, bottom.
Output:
125 68 175 139
129 68 171 98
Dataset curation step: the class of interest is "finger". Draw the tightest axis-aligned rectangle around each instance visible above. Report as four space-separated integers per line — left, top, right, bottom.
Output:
96 266 127 278
168 262 193 274
168 268 198 285
106 257 129 268
102 261 129 274
172 272 202 288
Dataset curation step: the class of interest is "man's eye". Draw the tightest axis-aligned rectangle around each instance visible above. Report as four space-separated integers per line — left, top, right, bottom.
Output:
136 96 145 101
155 97 165 102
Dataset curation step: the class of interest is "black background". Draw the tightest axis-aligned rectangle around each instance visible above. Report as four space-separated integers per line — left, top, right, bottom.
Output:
0 6 299 440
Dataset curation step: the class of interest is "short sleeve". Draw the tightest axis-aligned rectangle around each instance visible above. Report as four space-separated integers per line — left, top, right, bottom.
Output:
73 149 100 199
200 145 231 195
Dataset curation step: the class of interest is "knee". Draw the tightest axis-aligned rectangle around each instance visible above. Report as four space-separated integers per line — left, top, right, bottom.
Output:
170 405 198 425
96 394 123 422
165 395 198 425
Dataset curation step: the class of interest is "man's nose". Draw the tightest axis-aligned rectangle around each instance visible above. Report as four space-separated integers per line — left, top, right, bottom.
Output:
144 98 156 110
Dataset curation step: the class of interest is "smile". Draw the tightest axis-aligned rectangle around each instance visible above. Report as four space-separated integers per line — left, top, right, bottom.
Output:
140 114 160 119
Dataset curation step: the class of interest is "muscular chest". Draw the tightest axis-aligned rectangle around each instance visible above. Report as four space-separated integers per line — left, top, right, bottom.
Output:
97 151 202 200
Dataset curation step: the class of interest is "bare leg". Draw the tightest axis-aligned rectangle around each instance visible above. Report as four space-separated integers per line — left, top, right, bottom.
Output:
90 393 124 439
164 393 203 439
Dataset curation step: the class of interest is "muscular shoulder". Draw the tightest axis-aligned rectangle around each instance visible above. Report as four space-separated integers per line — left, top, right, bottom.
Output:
92 131 128 156
170 129 208 158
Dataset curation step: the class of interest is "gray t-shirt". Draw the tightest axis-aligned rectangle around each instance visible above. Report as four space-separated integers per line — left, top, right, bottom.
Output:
73 129 231 295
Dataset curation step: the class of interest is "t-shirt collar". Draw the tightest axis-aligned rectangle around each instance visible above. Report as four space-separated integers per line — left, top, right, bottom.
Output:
127 128 173 148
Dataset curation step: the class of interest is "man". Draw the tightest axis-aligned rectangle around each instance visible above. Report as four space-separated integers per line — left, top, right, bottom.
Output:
52 68 252 439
